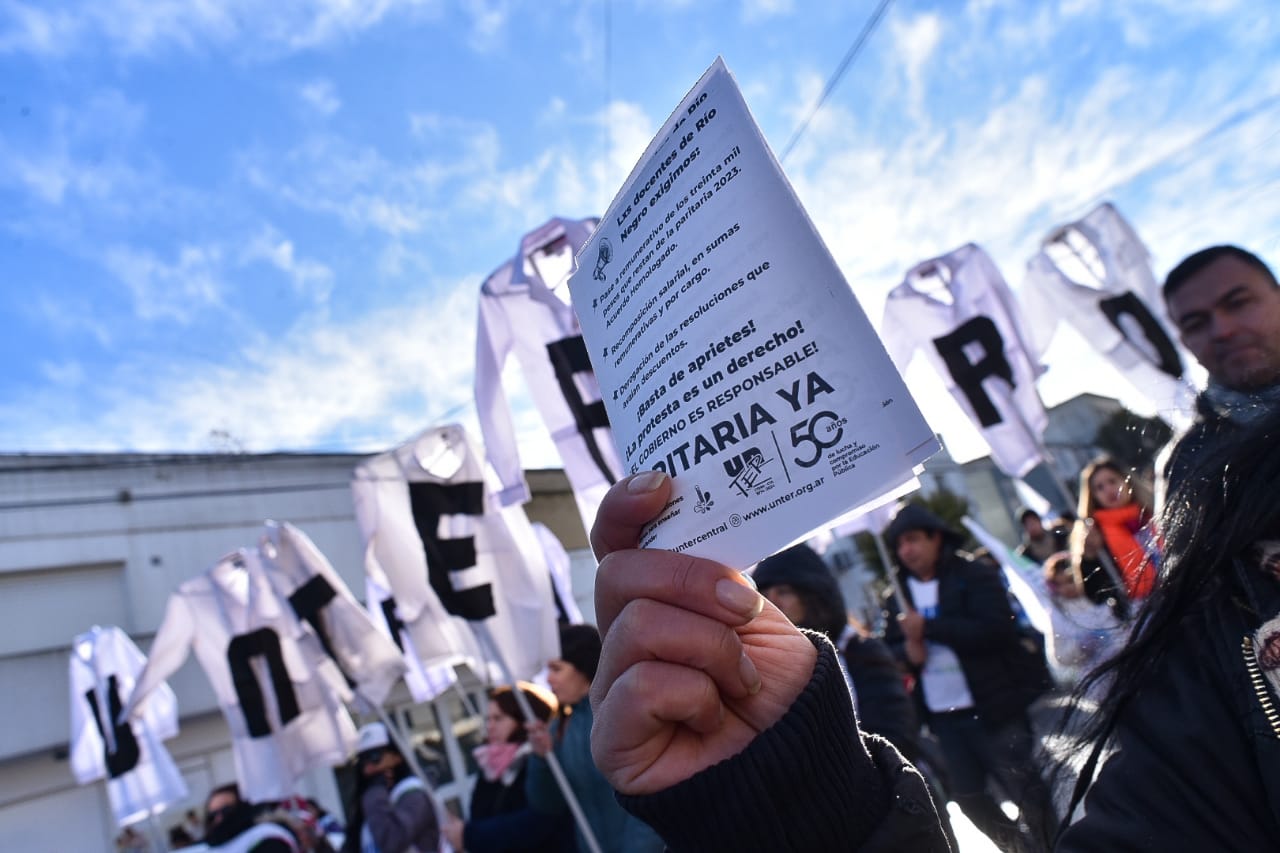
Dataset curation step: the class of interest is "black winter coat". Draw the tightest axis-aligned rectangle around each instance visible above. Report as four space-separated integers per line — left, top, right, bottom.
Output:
464 757 574 853
884 550 1049 727
841 633 921 758
1058 566 1280 849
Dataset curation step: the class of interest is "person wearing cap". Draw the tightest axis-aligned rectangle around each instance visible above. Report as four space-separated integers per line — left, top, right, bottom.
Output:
341 722 439 853
882 502 1055 852
752 543 958 850
753 544 920 748
524 624 663 853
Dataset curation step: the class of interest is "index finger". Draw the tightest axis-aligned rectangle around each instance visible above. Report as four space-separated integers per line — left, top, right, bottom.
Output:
590 471 673 560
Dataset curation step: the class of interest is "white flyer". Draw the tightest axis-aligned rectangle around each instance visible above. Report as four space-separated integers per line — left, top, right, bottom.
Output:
568 57 939 567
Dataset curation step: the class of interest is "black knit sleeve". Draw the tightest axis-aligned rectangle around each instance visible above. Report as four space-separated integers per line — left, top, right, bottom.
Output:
617 632 950 852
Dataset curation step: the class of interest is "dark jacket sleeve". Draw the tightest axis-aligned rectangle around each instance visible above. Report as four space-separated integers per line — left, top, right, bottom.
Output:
924 559 1020 654
464 805 567 852
617 633 951 852
361 783 439 853
843 634 918 752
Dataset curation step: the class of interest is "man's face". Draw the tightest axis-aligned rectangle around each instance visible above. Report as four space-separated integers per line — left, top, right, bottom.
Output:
1167 255 1280 390
1022 515 1045 539
896 529 943 580
359 748 402 778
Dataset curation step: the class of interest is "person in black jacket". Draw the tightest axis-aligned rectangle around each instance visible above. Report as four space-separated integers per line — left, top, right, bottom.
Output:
751 544 956 848
342 723 440 853
881 503 1054 852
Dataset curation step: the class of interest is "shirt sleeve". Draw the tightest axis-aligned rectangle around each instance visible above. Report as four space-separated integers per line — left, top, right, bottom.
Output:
121 593 195 723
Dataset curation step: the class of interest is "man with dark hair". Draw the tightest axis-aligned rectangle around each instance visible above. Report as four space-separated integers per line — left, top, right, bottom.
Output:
1013 508 1067 565
882 503 1054 852
1161 245 1280 493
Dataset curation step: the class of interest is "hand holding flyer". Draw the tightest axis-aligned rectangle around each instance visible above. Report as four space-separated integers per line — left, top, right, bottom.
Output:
569 58 938 567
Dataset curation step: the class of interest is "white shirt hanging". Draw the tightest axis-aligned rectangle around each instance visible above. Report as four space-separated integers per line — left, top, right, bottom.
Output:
258 520 407 707
474 216 622 533
123 552 358 803
1021 201 1193 424
883 243 1048 477
352 424 560 685
68 625 188 827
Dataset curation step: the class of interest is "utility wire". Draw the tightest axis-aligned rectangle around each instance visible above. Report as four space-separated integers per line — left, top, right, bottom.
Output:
780 0 895 164
1067 91 1280 226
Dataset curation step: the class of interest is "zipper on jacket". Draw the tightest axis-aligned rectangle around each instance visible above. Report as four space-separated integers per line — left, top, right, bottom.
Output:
1242 635 1280 738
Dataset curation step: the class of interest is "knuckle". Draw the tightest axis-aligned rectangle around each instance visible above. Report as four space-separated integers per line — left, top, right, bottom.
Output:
667 554 701 598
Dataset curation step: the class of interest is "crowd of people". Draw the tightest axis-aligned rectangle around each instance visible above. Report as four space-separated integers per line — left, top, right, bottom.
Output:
587 243 1280 851
111 243 1280 851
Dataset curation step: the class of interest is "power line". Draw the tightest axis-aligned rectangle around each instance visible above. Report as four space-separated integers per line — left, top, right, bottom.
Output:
780 0 895 164
1068 91 1280 225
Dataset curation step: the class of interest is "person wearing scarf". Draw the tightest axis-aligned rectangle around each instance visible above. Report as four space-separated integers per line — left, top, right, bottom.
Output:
442 684 572 852
1076 457 1159 602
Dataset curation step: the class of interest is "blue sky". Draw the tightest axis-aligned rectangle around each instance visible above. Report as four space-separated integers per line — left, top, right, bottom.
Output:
2 0 1278 464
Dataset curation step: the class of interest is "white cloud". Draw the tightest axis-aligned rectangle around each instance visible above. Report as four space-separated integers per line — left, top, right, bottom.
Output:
0 0 444 58
1058 0 1260 48
103 243 226 323
29 294 115 348
244 100 654 242
0 3 83 56
242 138 435 236
0 275 489 453
300 79 341 116
890 12 942 116
38 360 85 387
743 0 794 22
0 90 148 207
598 100 660 190
461 0 508 51
243 227 335 303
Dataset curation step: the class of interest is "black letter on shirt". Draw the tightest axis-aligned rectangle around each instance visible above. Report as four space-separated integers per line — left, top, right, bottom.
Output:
379 597 408 652
227 628 301 738
1098 291 1184 379
84 675 141 778
409 482 496 621
547 334 618 485
288 574 352 686
933 315 1014 427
